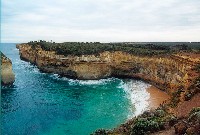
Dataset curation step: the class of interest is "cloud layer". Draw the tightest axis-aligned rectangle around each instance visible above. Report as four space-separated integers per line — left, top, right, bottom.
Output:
2 0 200 42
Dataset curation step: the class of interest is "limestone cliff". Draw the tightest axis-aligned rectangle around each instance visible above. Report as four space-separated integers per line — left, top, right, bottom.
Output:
1 52 15 85
16 44 197 94
16 43 200 135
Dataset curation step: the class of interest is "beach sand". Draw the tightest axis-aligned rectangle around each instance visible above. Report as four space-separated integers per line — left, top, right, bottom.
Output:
147 86 170 110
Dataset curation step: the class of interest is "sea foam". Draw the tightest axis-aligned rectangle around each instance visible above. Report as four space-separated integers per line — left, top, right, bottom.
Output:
119 80 150 117
47 73 151 117
49 74 115 86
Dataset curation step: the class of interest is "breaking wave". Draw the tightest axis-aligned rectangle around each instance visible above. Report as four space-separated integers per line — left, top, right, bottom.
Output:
23 66 151 117
49 74 115 86
118 80 150 117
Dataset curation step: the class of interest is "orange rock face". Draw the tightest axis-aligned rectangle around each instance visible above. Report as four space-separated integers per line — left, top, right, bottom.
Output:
16 44 198 94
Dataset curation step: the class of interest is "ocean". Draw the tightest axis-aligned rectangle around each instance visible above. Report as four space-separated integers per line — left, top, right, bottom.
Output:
1 43 150 135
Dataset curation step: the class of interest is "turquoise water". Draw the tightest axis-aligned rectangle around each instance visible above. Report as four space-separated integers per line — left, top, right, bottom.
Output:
1 43 150 135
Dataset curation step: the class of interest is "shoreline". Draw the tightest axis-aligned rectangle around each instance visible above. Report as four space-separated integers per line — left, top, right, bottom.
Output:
146 85 170 110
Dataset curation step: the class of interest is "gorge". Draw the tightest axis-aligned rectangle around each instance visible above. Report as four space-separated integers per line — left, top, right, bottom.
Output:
16 41 200 134
16 42 197 94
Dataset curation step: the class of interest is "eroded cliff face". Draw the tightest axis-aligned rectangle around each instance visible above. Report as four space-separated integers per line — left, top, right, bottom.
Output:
1 53 15 85
16 44 196 94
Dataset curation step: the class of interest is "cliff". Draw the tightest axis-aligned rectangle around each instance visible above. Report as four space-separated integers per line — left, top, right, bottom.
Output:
1 52 15 85
16 43 200 134
16 44 196 94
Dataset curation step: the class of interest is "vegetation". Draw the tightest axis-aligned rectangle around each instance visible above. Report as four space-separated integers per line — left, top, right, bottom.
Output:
187 108 200 133
184 77 200 101
131 109 171 135
27 40 196 56
194 63 200 73
184 64 200 101
132 118 162 135
170 86 184 107
189 107 200 116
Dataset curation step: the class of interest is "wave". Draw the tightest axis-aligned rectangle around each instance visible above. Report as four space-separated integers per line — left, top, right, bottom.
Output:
15 59 151 118
13 60 40 76
69 78 117 86
49 74 117 86
48 74 151 117
119 80 150 117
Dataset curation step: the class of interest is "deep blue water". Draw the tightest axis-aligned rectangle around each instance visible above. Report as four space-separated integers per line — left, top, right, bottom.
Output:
1 43 150 135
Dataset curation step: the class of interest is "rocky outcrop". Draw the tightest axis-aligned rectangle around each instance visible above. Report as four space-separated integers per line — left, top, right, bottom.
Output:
1 52 15 85
16 44 197 94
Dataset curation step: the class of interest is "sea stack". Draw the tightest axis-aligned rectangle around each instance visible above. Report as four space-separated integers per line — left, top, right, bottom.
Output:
1 52 15 85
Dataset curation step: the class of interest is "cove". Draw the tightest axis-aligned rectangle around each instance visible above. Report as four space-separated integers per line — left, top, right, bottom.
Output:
1 43 150 135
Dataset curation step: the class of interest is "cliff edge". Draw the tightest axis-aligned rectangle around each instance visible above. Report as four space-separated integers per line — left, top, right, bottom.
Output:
16 43 197 94
1 52 15 85
16 41 200 135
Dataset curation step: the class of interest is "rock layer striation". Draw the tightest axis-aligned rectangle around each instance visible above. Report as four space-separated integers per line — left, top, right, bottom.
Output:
16 44 196 94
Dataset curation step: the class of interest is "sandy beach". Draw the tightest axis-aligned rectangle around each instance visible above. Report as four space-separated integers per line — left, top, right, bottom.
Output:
147 86 170 110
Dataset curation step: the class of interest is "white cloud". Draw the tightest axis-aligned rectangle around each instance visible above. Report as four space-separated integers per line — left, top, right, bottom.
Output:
1 0 200 42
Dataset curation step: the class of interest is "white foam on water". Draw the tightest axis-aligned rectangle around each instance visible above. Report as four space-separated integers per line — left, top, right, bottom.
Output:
49 74 60 79
36 71 151 117
14 59 40 74
49 74 115 86
119 80 151 117
67 77 114 86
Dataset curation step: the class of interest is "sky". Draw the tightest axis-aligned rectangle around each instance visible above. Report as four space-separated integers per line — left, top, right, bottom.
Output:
1 0 200 43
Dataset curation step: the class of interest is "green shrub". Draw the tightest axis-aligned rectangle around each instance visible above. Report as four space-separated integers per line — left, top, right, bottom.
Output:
185 77 200 100
27 41 192 57
164 114 178 126
189 107 200 116
184 92 193 101
188 108 200 124
170 87 184 107
154 109 166 117
131 117 164 135
93 129 108 135
194 64 200 73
